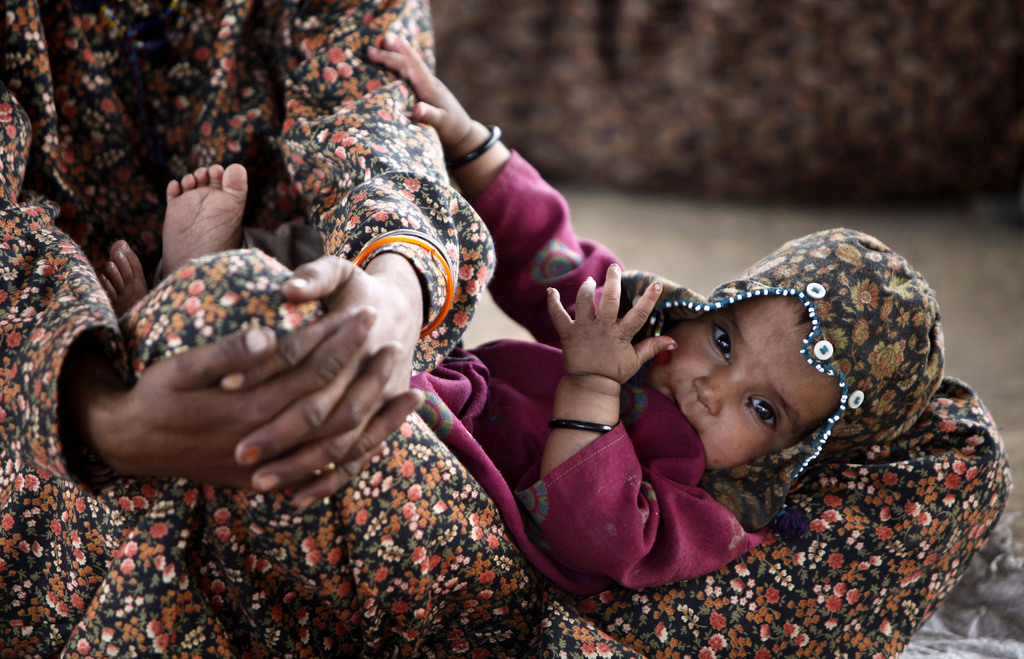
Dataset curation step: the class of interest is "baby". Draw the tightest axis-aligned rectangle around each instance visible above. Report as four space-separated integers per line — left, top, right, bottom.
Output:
369 37 940 595
100 37 942 596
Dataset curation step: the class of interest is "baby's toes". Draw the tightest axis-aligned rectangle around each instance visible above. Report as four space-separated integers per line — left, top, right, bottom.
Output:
98 272 118 299
102 259 125 293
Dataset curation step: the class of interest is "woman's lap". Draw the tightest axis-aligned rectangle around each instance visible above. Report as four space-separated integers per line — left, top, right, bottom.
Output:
7 254 1011 657
69 249 544 656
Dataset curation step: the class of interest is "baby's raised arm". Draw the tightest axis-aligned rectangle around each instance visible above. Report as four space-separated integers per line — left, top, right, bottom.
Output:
541 264 676 476
368 36 509 199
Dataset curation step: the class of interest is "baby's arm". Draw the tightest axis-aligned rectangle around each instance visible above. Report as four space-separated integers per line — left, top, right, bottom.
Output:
367 36 509 199
371 37 623 347
542 264 676 477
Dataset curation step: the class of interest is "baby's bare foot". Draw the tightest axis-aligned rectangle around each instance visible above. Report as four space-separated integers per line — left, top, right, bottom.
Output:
162 163 248 275
99 240 149 316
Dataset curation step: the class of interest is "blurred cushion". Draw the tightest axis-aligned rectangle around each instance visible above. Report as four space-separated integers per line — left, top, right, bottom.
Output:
434 0 1024 201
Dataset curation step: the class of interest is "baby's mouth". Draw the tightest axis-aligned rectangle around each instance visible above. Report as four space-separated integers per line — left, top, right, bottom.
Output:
678 384 705 420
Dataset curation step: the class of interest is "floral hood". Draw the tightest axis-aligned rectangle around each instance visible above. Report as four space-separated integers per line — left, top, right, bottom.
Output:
625 228 944 531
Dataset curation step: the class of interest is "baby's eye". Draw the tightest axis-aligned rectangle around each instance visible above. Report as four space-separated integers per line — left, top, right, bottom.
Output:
713 325 732 360
749 398 777 426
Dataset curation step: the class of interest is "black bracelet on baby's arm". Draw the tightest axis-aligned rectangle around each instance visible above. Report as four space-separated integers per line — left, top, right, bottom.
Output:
548 418 614 434
446 125 502 168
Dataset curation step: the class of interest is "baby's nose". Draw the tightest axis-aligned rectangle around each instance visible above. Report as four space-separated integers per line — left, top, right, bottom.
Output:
694 377 722 415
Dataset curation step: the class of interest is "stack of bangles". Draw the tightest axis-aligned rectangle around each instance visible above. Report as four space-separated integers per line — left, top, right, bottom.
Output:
351 126 503 339
446 125 502 169
352 230 455 338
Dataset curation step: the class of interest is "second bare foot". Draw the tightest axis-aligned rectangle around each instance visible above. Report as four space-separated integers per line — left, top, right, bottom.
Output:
99 240 150 316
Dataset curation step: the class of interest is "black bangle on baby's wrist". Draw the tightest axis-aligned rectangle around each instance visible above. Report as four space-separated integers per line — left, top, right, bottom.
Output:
446 125 502 169
548 418 614 434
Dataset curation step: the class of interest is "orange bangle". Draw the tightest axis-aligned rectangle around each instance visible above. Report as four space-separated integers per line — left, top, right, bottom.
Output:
352 233 455 338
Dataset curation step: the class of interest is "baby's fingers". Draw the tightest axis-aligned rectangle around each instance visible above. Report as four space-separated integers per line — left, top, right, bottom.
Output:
634 335 678 366
390 36 438 100
367 35 418 78
546 287 574 335
573 276 598 321
620 280 664 333
411 101 446 131
596 263 623 320
368 36 439 105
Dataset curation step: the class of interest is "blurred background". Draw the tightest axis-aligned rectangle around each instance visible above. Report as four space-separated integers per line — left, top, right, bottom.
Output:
433 1 1024 551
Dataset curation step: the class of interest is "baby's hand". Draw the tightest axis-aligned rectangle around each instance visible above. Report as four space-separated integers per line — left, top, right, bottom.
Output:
547 264 677 385
367 35 475 155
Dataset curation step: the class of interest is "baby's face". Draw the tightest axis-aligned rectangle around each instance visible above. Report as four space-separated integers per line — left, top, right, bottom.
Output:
645 296 840 471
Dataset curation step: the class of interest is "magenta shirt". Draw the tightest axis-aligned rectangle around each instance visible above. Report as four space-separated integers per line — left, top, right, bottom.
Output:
410 153 763 594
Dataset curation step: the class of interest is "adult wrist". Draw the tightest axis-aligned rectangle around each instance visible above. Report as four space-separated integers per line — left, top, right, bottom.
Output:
58 334 131 474
362 252 425 338
354 232 452 337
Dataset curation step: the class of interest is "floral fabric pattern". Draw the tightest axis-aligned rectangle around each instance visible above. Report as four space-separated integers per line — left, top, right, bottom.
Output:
0 0 1012 656
621 228 945 532
561 378 1010 659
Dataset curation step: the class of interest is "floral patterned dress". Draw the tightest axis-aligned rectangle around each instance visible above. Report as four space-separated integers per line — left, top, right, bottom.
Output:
0 0 1012 657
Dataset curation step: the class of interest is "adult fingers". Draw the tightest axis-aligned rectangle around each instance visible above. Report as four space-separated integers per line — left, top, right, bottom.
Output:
281 255 357 303
224 306 376 390
279 388 424 507
161 325 278 390
326 341 403 432
234 337 397 468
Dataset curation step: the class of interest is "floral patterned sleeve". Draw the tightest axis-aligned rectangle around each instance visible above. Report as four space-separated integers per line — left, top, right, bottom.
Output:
0 85 125 488
275 26 495 371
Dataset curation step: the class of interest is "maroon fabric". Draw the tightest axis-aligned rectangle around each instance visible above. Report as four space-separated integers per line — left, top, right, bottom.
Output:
410 153 763 594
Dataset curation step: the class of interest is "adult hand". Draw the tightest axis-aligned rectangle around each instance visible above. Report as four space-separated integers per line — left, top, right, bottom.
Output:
62 257 425 504
228 253 425 505
62 306 413 493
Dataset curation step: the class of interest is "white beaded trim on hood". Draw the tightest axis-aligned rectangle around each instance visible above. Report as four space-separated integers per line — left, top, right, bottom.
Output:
648 284 853 482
